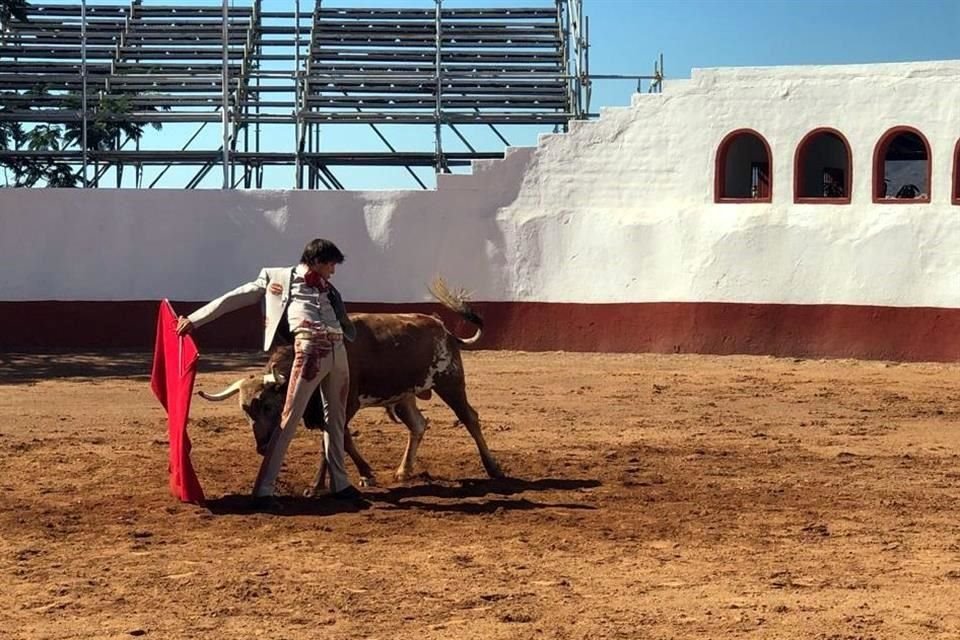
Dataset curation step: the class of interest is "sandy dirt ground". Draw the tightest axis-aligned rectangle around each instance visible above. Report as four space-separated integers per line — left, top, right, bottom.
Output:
1 349 960 640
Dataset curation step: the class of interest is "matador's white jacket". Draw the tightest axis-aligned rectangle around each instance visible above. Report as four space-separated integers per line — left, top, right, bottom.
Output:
186 266 356 351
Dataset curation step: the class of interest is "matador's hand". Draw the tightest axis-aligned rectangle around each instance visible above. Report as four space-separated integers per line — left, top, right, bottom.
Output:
175 316 194 336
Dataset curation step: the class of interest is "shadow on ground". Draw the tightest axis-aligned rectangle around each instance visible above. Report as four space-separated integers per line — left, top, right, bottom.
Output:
204 493 369 517
0 350 265 385
204 477 601 517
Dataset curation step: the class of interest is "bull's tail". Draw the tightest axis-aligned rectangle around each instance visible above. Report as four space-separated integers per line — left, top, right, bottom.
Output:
428 276 483 345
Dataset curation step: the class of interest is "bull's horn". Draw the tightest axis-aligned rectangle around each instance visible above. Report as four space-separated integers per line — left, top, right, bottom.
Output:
458 327 483 345
264 364 286 386
197 378 244 402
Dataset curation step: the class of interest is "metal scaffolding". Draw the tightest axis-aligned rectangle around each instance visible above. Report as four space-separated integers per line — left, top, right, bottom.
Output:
0 0 663 189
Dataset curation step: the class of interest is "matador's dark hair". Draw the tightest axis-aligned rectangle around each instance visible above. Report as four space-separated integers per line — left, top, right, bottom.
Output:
300 238 345 265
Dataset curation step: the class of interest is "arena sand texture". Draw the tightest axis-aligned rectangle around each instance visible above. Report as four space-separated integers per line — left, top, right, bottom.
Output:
1 350 959 639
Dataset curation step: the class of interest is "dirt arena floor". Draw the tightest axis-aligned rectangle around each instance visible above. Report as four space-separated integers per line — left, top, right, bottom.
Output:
2 349 960 640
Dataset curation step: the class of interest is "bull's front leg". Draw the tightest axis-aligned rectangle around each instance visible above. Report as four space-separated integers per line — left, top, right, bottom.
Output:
344 426 377 487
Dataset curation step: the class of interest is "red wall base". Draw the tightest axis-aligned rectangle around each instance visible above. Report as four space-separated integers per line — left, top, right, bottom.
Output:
2 300 958 362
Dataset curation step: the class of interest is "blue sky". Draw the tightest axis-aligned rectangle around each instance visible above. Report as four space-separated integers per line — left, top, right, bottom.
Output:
589 0 959 106
66 0 960 189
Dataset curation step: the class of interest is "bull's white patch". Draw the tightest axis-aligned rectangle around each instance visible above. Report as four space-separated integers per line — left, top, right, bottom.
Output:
356 333 454 409
415 336 453 394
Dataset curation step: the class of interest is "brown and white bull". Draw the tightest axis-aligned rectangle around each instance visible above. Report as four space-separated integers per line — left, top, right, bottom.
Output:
197 281 504 495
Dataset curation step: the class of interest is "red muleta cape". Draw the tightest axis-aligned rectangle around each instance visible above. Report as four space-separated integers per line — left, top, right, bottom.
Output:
150 299 205 504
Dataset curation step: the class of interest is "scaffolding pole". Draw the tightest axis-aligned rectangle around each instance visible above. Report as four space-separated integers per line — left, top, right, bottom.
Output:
81 0 88 187
294 0 302 188
433 0 445 174
0 0 635 189
221 0 230 189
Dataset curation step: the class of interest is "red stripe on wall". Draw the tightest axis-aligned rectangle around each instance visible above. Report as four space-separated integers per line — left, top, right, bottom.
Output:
1 300 958 362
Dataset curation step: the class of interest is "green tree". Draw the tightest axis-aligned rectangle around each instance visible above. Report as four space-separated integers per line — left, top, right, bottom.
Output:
0 109 22 151
2 88 170 187
1 2 171 187
1 87 80 188
63 92 168 187
0 2 73 187
64 93 165 152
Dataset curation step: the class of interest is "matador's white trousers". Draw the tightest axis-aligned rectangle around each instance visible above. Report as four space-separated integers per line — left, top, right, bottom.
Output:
253 332 350 497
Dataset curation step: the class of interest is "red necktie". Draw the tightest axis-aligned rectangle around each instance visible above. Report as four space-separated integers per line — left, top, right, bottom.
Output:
304 270 328 290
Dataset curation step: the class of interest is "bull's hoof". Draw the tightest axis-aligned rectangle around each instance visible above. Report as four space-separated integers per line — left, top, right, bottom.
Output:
485 460 506 479
358 476 377 488
394 468 413 482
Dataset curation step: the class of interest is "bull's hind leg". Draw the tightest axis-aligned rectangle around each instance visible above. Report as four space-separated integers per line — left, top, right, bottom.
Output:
304 401 376 498
434 375 504 478
393 396 429 482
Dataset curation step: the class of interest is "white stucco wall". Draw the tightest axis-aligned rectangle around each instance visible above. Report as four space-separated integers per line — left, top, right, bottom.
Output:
1 59 958 308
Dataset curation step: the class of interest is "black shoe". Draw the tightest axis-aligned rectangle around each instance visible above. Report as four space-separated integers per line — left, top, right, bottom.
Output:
329 485 371 510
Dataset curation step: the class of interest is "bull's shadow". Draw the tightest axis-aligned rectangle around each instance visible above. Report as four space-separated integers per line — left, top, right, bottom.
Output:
373 476 601 515
204 476 601 517
380 476 599 501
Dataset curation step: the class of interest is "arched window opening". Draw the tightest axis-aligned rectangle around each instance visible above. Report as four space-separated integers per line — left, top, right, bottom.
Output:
715 130 772 203
794 129 851 204
874 127 931 203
